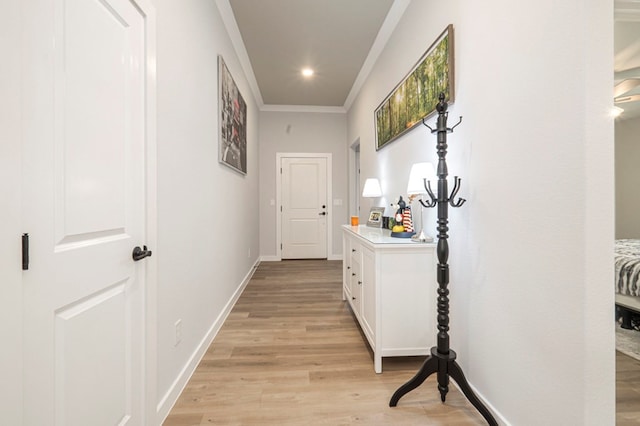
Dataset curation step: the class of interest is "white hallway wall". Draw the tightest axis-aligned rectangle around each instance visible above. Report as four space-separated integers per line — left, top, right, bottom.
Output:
615 116 640 238
259 111 348 259
155 0 260 420
347 0 614 425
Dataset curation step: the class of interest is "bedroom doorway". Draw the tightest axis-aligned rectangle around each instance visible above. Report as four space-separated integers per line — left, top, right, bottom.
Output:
613 3 640 422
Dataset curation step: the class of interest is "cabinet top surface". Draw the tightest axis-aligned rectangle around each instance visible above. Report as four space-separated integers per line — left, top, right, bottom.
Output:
342 225 436 247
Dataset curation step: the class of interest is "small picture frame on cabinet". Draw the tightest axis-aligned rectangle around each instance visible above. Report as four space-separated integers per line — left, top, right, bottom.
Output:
367 207 385 227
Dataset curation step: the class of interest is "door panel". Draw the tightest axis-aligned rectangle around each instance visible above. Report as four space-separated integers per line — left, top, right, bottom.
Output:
281 158 328 259
22 0 147 424
55 0 143 248
55 283 128 426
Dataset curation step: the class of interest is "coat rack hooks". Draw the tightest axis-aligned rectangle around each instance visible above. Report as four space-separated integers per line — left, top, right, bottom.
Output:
449 176 466 207
390 93 497 426
419 176 466 208
422 114 463 133
419 179 437 208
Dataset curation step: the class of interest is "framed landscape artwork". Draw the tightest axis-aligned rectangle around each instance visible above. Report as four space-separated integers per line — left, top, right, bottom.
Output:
375 25 455 150
219 55 247 174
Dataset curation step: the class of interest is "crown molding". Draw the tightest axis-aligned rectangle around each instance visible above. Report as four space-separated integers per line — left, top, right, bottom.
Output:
343 0 411 110
215 0 265 108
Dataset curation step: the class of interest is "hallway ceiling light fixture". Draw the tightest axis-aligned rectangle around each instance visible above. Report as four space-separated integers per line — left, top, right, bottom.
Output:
301 68 314 77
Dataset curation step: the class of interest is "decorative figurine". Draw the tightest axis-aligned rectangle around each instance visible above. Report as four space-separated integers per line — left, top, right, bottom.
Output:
391 196 406 233
390 196 415 237
403 206 414 233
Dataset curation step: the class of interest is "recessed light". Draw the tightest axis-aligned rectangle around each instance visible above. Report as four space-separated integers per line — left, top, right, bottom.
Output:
302 68 314 77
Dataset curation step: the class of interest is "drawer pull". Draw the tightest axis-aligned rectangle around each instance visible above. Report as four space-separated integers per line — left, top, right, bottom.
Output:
352 248 356 252
347 266 350 270
352 296 356 300
358 281 362 285
352 273 356 276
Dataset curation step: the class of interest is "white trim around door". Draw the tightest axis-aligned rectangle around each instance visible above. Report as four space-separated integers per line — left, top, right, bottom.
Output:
137 0 158 423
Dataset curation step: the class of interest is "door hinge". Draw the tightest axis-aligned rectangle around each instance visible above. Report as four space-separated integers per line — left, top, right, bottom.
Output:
280 243 283 250
280 167 282 174
280 206 282 212
22 233 29 270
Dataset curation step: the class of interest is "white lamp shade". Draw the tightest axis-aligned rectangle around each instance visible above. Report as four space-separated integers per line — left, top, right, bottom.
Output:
362 178 382 197
407 162 436 195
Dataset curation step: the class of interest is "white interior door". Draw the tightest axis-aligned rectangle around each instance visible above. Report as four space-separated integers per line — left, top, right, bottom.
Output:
22 0 149 424
281 157 328 259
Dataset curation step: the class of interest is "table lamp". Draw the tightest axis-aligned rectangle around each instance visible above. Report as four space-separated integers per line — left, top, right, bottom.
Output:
407 162 435 242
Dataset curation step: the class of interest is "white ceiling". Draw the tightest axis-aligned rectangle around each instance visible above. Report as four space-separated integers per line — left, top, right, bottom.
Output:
223 0 640 116
224 0 406 110
228 0 394 107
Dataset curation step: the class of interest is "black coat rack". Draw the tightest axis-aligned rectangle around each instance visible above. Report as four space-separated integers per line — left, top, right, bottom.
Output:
389 94 497 426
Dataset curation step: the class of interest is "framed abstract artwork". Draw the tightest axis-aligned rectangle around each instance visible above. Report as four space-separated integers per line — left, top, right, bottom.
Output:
218 55 247 174
374 25 455 150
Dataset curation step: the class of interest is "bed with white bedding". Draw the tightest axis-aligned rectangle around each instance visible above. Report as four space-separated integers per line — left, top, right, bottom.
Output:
615 239 640 329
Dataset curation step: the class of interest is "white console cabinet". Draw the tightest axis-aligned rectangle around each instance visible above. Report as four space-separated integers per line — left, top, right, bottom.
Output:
342 225 437 373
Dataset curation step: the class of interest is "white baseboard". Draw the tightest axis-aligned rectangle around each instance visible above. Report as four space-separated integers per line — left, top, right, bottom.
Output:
156 258 260 423
450 379 509 425
261 255 342 261
260 255 280 262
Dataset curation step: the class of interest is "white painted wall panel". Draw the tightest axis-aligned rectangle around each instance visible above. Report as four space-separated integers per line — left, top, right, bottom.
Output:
155 0 260 420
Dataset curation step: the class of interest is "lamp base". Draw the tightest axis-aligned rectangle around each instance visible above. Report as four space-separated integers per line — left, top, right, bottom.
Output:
390 231 415 238
411 229 433 243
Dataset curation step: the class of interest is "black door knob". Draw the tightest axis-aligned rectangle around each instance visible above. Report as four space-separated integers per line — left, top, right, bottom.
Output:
132 245 153 261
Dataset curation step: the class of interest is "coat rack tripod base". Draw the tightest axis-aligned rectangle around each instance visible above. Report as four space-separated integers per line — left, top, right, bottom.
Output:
389 347 496 425
389 94 497 426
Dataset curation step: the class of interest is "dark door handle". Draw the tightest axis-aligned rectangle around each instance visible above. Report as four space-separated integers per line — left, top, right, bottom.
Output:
132 245 153 261
318 212 326 216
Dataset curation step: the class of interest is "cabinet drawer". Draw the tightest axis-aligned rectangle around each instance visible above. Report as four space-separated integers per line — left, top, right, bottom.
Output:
349 255 362 314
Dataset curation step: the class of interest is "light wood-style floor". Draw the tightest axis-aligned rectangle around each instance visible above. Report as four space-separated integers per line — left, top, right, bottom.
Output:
164 260 640 425
617 351 640 425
